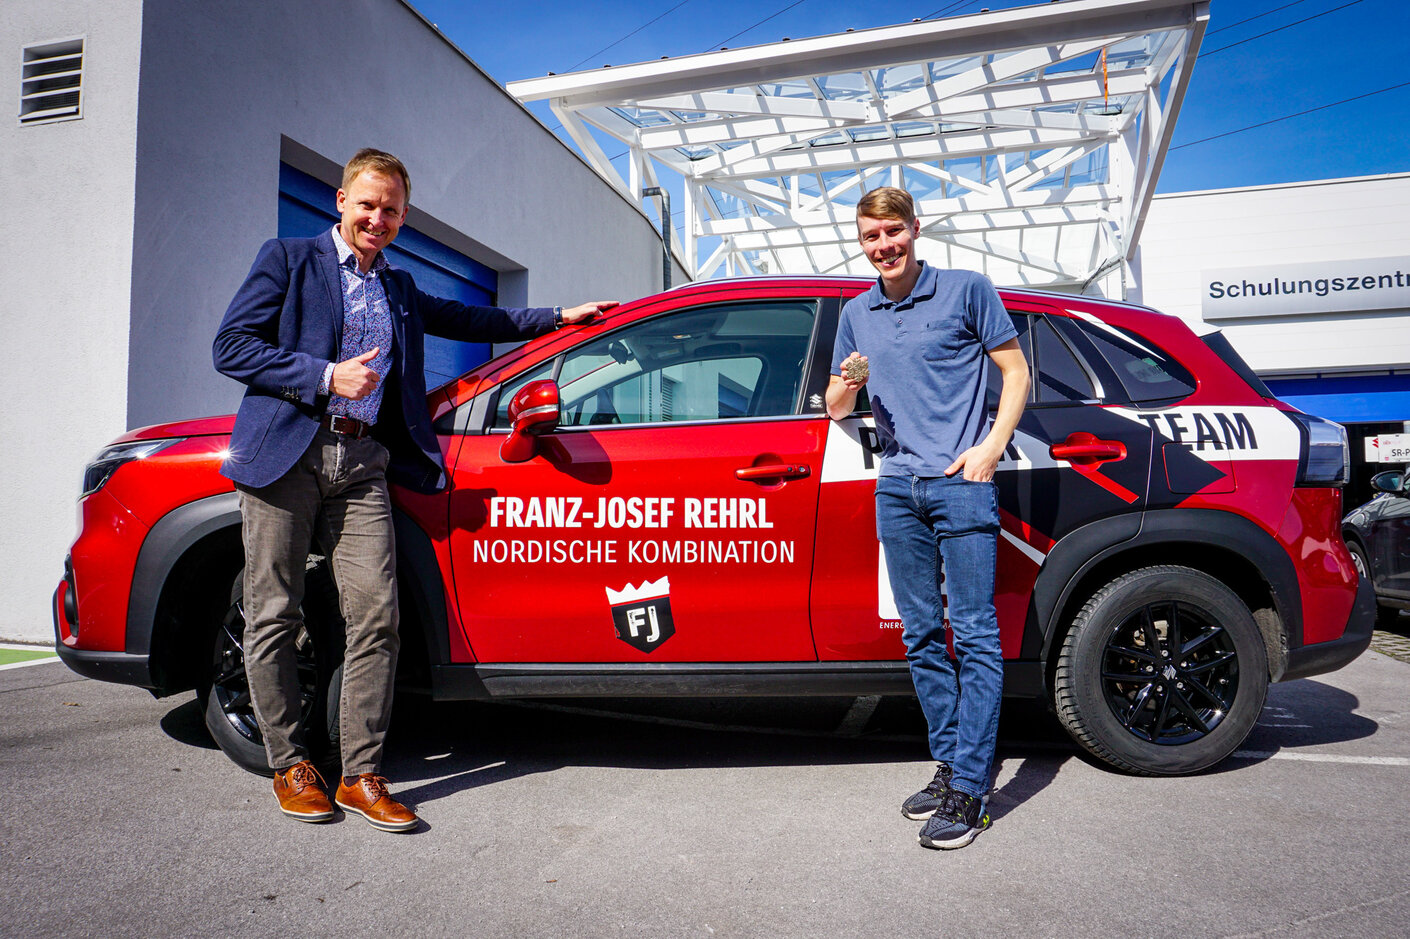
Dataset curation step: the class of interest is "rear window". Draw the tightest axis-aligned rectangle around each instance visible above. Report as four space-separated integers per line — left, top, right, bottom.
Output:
1072 319 1196 402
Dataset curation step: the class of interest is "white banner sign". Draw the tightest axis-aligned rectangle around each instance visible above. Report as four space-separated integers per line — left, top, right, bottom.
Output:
1202 256 1410 320
1366 433 1410 464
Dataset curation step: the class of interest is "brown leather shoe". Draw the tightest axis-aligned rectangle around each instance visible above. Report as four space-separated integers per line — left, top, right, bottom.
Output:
272 760 334 822
335 774 419 832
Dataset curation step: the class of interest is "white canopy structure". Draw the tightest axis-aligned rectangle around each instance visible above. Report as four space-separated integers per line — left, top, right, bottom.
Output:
509 0 1208 296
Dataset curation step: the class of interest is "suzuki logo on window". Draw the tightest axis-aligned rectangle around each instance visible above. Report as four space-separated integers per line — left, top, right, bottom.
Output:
605 577 676 653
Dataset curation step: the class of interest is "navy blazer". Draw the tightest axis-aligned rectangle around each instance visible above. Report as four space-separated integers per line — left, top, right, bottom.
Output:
213 230 553 493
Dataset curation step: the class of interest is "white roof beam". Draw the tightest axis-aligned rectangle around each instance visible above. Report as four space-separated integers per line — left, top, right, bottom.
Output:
904 162 998 199
550 101 630 198
929 231 1085 280
510 0 1207 107
939 107 1116 134
729 209 1103 250
699 126 1091 180
1123 12 1205 257
906 67 1151 117
1004 140 1108 193
700 185 1112 236
883 38 1120 121
633 91 872 121
637 114 842 150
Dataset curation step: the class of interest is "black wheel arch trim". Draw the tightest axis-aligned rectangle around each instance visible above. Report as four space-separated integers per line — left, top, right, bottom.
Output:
390 506 453 673
127 491 243 662
1027 508 1304 687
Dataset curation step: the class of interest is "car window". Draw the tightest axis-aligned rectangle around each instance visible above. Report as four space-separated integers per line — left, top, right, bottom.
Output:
496 301 816 429
1071 318 1196 402
492 360 555 428
986 312 1100 409
1032 316 1096 403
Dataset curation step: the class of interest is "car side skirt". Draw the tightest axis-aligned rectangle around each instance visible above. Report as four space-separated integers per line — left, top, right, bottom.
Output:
431 660 1045 700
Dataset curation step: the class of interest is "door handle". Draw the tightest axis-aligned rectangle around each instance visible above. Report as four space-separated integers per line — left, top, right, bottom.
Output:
1049 432 1126 464
736 463 811 481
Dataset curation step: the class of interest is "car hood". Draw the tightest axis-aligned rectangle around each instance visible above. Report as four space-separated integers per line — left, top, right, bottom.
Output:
110 415 236 444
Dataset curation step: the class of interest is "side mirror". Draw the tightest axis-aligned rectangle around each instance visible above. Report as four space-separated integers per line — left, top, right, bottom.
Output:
1370 470 1405 495
500 379 561 463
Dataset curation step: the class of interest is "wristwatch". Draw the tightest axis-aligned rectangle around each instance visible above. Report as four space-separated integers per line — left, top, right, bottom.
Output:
553 306 564 328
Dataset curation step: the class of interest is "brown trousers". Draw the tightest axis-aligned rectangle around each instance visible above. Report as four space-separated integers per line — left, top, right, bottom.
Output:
236 428 399 776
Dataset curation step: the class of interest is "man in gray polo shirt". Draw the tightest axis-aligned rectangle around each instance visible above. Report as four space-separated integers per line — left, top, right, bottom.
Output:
827 187 1029 849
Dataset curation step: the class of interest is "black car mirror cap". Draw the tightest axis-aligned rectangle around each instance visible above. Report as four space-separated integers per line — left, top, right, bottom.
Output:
1370 470 1406 495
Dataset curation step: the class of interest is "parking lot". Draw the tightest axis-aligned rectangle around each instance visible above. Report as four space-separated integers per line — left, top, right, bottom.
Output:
4 639 1409 938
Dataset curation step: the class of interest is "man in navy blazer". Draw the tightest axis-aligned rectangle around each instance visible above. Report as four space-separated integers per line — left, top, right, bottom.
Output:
214 148 613 830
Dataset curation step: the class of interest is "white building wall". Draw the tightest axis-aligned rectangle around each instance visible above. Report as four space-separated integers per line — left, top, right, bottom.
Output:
3 0 143 643
3 0 684 642
1138 173 1410 375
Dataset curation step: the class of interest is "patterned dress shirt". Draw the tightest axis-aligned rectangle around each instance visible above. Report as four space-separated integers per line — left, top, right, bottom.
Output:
324 226 394 425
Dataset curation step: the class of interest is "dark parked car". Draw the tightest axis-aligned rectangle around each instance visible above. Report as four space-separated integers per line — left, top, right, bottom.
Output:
1344 469 1410 627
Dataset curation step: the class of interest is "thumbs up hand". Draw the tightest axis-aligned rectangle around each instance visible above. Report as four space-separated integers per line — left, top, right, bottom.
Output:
331 347 381 400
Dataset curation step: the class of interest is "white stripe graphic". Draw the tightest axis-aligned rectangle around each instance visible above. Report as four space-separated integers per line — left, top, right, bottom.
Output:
1000 527 1047 566
1106 405 1301 462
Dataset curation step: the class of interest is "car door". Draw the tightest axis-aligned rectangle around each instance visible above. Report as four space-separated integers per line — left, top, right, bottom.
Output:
809 301 1156 663
1370 473 1410 600
444 297 826 663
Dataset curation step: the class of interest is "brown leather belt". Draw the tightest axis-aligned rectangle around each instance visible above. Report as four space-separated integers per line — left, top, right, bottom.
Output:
322 414 372 438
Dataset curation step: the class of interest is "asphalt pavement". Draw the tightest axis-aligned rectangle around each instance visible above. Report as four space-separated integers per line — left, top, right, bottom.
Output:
3 646 1408 938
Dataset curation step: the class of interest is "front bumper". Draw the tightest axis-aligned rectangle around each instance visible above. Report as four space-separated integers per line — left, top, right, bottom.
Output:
53 578 156 689
1282 575 1376 682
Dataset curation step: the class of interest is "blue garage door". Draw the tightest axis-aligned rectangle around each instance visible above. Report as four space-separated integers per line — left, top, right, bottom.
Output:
1264 374 1410 424
278 163 498 388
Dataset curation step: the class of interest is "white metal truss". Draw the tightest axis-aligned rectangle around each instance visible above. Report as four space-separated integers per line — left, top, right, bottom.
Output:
509 0 1208 294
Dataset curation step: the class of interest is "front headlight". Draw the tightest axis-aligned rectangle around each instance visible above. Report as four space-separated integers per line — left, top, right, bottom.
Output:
80 439 184 498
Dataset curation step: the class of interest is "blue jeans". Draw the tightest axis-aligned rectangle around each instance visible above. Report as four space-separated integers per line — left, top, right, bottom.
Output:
875 474 1003 797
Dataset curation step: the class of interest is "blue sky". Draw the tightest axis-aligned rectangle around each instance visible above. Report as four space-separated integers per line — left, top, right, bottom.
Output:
409 0 1408 194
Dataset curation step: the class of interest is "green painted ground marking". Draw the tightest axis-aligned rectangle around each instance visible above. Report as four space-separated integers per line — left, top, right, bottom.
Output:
0 649 56 666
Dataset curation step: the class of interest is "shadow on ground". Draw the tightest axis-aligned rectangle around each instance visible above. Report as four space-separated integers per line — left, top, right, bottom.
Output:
374 693 1075 820
1219 676 1380 767
163 671 1377 818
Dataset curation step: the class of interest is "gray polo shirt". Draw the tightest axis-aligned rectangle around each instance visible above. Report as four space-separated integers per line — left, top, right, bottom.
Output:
832 263 1017 477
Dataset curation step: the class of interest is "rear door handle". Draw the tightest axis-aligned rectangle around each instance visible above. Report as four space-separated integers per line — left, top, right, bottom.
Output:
736 463 811 481
1049 432 1126 463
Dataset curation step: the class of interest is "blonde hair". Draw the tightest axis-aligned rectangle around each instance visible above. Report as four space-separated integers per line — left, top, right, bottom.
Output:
341 148 411 202
856 186 915 225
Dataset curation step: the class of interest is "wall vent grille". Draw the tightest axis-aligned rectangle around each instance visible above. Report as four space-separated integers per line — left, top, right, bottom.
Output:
20 37 84 125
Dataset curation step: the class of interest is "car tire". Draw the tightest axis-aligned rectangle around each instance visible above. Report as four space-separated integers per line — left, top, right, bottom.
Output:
199 564 345 776
1053 565 1268 776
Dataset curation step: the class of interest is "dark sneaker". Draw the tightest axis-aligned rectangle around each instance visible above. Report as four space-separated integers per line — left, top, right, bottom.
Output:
901 762 953 820
918 789 990 850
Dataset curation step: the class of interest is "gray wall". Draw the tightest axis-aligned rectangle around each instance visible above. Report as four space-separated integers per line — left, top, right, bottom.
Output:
128 0 674 429
3 0 143 642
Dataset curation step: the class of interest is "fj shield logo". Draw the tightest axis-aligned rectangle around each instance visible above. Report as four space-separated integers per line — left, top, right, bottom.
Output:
605 577 676 653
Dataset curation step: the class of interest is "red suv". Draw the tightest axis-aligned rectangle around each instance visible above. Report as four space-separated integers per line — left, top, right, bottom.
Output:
54 276 1374 776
